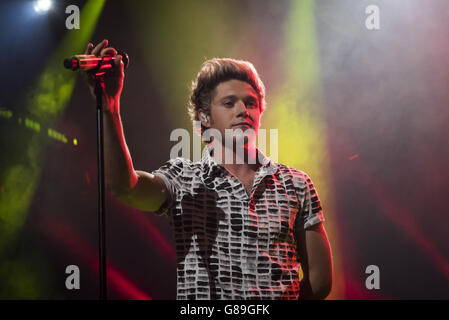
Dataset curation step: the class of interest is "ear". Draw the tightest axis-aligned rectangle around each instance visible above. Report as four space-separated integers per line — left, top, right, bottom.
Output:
198 110 210 128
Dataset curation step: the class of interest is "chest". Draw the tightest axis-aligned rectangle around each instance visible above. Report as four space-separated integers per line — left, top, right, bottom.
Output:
237 173 256 196
177 173 301 251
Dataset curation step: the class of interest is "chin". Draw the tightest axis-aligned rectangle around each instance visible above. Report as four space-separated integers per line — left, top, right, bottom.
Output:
233 135 256 148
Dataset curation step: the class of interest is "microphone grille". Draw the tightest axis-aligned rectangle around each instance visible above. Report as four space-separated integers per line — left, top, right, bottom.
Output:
63 58 73 69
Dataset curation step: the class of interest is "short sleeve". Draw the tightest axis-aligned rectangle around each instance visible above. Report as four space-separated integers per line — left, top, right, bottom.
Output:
300 174 325 229
150 158 185 217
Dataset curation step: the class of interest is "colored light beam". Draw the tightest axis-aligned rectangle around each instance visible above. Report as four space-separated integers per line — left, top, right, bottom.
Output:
40 217 151 300
0 0 105 297
263 0 344 299
330 126 449 296
124 206 176 263
351 153 449 283
125 0 242 131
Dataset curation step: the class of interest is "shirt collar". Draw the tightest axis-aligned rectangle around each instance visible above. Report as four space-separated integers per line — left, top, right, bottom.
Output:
200 144 278 181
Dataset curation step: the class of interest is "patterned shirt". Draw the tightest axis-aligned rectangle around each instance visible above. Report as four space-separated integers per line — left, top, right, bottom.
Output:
151 146 324 300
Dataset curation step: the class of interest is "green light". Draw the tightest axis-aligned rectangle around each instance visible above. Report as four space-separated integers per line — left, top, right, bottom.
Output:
28 0 106 120
0 109 12 119
48 128 68 143
25 118 40 132
0 0 106 298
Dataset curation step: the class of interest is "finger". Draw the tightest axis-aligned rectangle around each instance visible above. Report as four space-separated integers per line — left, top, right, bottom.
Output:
100 47 117 58
91 39 108 56
113 54 124 75
84 42 93 55
81 70 95 90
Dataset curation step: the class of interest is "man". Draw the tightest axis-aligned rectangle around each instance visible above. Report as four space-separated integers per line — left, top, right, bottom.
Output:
84 40 332 300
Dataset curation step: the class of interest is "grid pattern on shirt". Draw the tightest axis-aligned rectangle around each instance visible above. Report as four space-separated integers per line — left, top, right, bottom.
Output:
151 147 324 300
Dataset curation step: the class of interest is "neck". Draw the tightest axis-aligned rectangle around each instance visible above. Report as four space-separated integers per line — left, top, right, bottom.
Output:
210 142 261 174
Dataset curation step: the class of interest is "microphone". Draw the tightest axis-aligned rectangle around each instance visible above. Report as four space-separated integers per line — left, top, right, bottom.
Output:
63 51 129 72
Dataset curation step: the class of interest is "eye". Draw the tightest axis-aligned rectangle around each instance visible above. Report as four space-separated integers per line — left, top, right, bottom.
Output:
246 99 258 108
224 101 234 107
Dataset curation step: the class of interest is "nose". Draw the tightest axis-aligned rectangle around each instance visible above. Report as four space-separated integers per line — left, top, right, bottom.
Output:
235 100 250 117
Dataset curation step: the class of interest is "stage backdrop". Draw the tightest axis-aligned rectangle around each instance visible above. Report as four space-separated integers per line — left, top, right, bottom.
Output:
0 0 448 299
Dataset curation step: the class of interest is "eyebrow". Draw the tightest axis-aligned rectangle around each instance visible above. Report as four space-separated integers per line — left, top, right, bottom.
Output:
220 94 258 101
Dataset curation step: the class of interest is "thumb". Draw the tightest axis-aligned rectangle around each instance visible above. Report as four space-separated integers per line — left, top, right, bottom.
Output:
114 54 123 66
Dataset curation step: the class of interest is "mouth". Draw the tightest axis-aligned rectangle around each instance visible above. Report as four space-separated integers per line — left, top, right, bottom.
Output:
232 122 253 128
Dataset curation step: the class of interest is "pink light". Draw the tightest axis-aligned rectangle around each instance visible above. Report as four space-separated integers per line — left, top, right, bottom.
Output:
39 217 152 300
123 207 176 262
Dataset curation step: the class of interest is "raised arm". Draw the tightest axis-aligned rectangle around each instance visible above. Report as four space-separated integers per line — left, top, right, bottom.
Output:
84 40 168 213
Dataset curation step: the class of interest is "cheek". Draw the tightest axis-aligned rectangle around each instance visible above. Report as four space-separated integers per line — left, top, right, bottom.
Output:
252 111 261 125
213 109 231 124
210 110 226 128
209 105 220 124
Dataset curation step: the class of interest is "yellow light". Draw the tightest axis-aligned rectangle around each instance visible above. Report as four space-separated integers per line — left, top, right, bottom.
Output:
73 138 78 146
264 0 344 299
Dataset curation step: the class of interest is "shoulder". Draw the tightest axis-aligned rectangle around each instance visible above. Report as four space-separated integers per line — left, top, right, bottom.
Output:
153 157 190 180
166 156 191 166
275 162 312 187
156 157 204 177
159 157 194 170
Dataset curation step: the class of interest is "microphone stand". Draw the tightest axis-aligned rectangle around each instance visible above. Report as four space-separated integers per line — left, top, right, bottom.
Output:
94 76 107 300
65 51 128 300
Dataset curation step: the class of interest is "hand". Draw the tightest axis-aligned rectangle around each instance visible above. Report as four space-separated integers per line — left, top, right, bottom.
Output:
83 39 124 108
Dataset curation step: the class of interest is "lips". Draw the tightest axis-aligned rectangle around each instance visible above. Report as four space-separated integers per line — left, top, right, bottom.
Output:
233 122 252 128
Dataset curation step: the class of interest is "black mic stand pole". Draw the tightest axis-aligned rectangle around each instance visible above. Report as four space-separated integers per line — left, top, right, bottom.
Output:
94 76 107 300
64 50 128 300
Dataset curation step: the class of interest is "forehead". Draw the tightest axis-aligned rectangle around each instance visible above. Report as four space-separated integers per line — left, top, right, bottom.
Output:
212 79 258 100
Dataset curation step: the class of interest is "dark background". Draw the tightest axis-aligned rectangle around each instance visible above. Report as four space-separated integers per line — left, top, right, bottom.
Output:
0 0 448 299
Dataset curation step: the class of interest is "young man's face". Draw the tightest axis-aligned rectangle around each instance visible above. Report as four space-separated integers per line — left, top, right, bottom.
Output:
203 79 262 148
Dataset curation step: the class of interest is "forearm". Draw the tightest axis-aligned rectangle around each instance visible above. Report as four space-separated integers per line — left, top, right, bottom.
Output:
299 277 313 300
299 271 332 300
102 98 138 195
298 223 333 300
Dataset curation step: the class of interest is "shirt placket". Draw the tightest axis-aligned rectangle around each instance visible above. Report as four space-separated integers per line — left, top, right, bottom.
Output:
218 170 246 299
239 167 271 299
205 151 276 298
